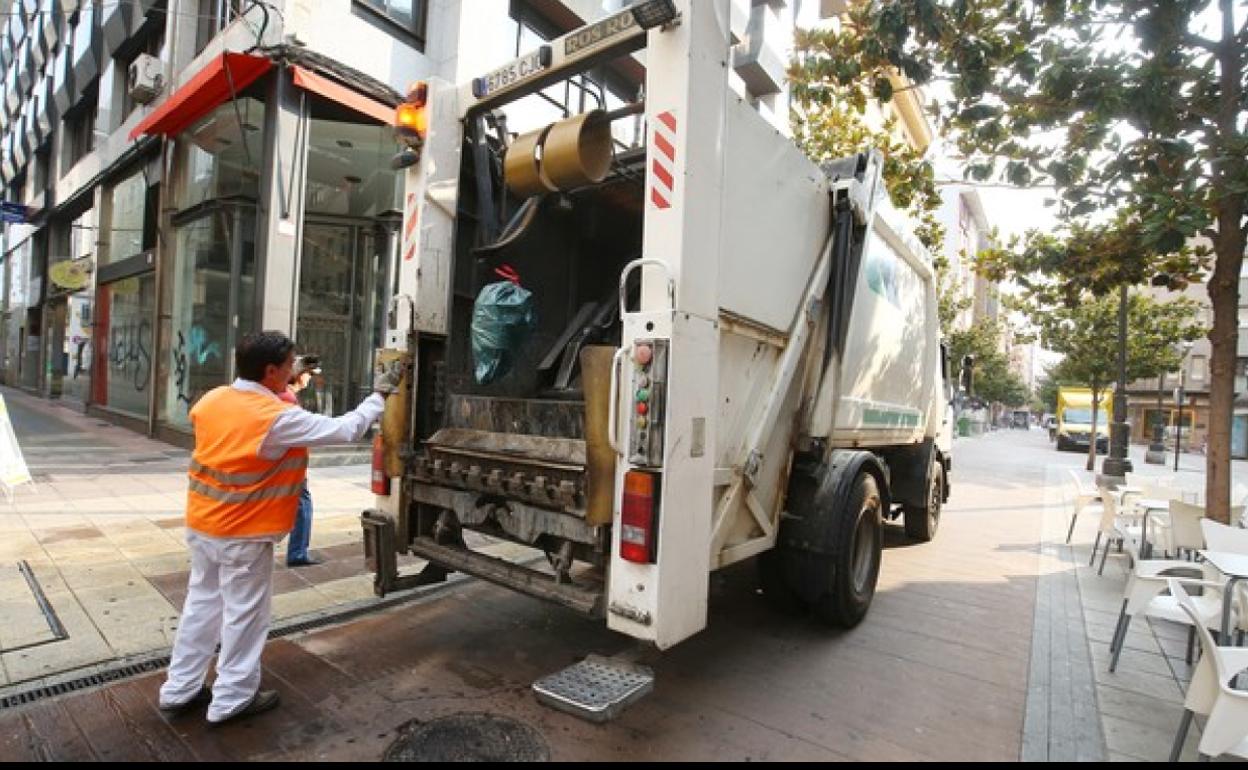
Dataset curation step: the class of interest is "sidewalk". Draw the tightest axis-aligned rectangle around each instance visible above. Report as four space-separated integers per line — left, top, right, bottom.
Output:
1033 438 1246 762
0 386 363 688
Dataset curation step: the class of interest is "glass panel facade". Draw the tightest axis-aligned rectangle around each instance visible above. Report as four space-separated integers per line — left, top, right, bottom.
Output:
93 275 155 418
103 169 147 264
61 292 94 403
295 115 398 415
164 208 256 430
174 97 266 209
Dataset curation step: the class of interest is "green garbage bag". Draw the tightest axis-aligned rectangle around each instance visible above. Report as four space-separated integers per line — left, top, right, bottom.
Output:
471 267 536 385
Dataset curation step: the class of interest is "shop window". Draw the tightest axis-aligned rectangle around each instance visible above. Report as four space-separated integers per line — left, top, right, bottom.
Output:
92 275 155 417
174 97 266 209
103 169 150 264
164 207 256 430
295 111 399 415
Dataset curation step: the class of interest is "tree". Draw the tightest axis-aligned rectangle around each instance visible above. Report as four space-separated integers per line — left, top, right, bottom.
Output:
977 353 1031 408
946 317 1005 387
792 65 946 254
1023 292 1205 470
1035 370 1064 414
793 1 1246 520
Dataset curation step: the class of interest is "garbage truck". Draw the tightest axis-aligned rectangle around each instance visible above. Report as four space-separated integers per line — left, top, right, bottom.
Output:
360 0 955 720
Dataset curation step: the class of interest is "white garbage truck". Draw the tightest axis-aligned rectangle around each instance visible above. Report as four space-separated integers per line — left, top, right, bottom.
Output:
361 0 956 720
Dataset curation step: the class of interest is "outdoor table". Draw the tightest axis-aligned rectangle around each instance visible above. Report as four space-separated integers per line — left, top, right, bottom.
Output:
1199 550 1248 643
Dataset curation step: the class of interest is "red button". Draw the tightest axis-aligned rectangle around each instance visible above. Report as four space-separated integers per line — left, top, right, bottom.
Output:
634 345 653 366
636 402 648 416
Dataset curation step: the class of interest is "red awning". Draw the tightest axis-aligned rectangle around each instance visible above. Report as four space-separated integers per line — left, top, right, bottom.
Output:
128 52 273 140
290 65 395 126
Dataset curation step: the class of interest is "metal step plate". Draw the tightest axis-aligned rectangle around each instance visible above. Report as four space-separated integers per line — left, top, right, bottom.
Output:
531 654 654 723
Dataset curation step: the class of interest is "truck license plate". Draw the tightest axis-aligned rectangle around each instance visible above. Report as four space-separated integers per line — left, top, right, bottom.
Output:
475 47 552 98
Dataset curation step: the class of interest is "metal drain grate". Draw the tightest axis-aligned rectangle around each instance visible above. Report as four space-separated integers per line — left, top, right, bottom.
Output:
531 654 654 723
0 658 169 710
0 567 483 712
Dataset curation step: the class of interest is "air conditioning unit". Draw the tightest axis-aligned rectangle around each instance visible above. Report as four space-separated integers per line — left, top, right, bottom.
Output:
128 53 165 105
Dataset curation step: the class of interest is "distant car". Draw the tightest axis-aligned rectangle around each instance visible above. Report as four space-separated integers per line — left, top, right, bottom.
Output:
1044 416 1058 441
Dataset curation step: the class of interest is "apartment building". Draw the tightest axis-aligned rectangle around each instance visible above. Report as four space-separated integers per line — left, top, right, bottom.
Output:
0 0 796 444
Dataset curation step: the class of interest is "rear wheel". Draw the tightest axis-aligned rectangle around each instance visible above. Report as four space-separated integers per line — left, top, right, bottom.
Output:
903 460 943 542
758 469 883 628
811 472 882 628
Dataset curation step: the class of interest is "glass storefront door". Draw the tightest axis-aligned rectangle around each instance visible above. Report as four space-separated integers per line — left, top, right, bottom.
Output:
294 220 392 415
42 298 66 398
163 206 257 430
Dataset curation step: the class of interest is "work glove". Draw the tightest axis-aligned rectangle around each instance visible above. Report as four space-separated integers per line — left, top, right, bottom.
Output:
374 360 404 396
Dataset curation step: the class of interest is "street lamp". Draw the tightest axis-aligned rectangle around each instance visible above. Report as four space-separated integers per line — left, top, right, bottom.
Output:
1145 372 1167 464
1174 340 1194 472
1102 283 1133 482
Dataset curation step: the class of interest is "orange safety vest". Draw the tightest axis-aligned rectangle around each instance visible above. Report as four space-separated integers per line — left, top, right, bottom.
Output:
185 386 310 538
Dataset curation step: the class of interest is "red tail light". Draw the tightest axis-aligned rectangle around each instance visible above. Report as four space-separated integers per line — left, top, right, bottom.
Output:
371 434 391 496
620 471 658 564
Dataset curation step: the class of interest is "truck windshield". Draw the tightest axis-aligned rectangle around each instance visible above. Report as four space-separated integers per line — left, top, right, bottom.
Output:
1063 408 1102 425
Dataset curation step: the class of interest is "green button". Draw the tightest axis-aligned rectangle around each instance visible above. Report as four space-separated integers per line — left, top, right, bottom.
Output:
636 388 650 403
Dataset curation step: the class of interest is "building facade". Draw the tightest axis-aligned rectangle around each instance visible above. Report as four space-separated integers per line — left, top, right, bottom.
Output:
1 0 799 445
1124 279 1215 453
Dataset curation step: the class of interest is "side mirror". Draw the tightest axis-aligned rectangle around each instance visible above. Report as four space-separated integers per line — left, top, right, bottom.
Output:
961 355 975 395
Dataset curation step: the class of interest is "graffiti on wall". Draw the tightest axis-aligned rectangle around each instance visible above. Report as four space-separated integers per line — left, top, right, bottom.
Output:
108 319 152 392
172 326 223 409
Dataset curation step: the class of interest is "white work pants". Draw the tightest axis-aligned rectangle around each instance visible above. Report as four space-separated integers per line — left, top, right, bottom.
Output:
159 531 275 722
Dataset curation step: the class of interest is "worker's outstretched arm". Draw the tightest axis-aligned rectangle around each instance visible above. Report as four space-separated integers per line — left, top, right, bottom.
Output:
259 394 385 459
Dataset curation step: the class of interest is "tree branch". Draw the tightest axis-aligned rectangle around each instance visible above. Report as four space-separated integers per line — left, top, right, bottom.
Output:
935 179 1058 190
1182 32 1219 53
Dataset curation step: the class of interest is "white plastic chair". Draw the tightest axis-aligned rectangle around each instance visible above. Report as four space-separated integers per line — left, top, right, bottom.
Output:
1065 468 1103 544
1106 556 1229 672
1092 489 1145 575
1201 519 1248 646
1167 579 1248 762
1152 500 1207 562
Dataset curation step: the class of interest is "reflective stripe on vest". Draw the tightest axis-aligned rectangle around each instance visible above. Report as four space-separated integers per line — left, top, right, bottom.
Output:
185 385 310 538
189 455 308 487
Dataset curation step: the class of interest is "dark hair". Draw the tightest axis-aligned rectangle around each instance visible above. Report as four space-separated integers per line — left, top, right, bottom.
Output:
235 331 295 382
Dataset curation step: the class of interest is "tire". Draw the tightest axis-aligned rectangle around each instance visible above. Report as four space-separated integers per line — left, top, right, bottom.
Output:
903 460 943 542
1056 436 1069 452
810 472 883 628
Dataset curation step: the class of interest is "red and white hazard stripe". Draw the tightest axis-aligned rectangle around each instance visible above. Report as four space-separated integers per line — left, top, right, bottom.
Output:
403 192 419 262
650 111 677 210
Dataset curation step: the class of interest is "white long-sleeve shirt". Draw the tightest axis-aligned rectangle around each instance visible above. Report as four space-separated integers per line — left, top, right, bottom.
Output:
230 379 385 460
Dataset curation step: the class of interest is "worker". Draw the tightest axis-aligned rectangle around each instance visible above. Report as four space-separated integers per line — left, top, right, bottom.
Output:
157 331 402 725
280 355 321 567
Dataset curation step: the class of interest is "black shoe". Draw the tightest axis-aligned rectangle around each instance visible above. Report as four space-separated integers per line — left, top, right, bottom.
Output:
286 557 323 567
208 690 280 725
158 685 211 715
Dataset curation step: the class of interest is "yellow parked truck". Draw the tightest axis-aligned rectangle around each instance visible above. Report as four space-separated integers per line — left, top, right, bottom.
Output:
1055 387 1110 453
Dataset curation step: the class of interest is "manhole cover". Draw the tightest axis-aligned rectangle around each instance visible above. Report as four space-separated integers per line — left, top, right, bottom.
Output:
384 713 550 762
